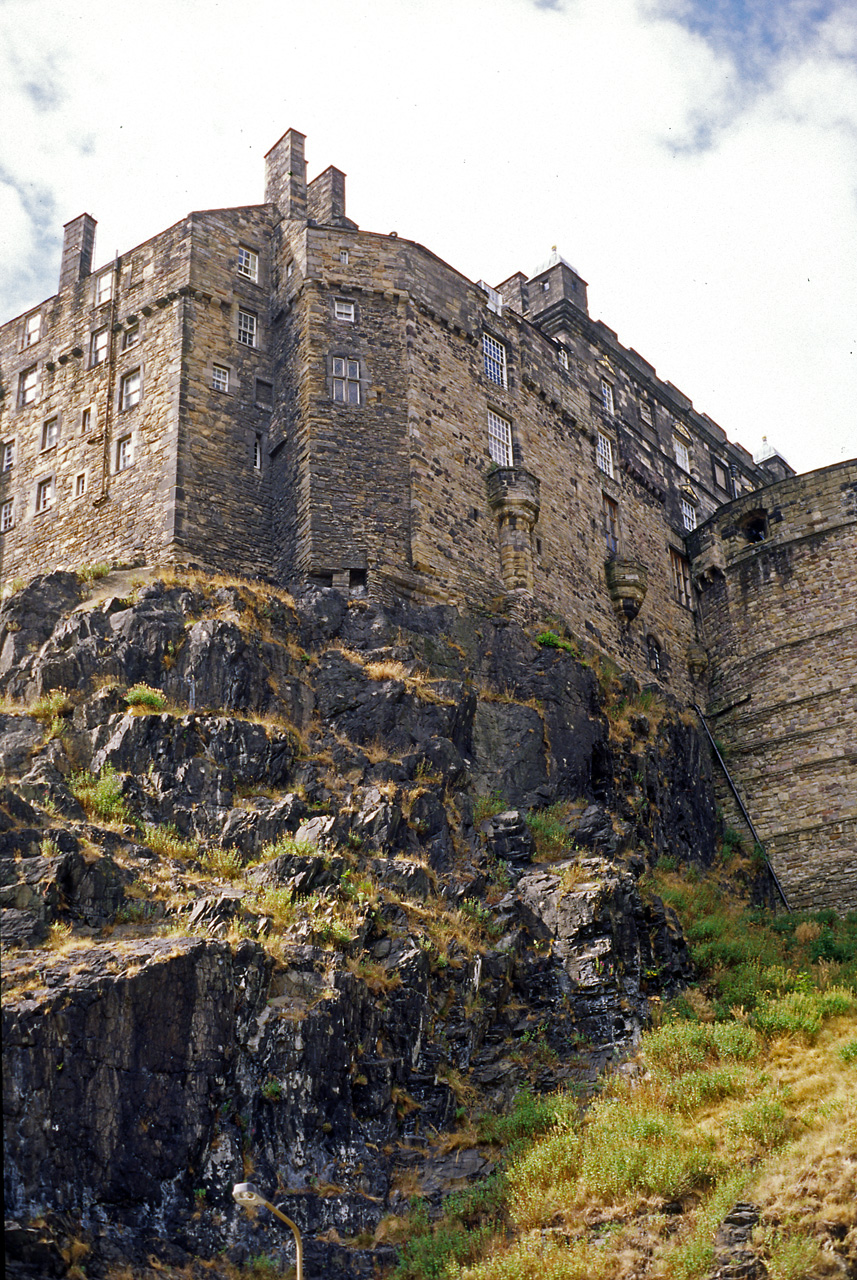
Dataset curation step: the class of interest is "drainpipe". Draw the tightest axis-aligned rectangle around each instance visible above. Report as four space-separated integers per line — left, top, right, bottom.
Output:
693 703 791 912
95 251 121 506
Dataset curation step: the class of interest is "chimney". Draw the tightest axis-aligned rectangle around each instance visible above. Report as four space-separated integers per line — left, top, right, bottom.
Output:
59 214 97 292
265 128 307 221
307 166 357 228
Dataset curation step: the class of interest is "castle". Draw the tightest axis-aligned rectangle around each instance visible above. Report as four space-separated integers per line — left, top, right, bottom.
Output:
1 128 855 910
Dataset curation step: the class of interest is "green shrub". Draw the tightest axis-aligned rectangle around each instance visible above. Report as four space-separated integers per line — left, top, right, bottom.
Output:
577 1098 719 1199
142 823 198 859
727 1093 792 1150
200 847 244 880
30 689 74 723
125 683 167 712
70 764 131 824
839 1038 857 1064
752 987 854 1042
478 1090 575 1149
473 790 506 825
525 802 575 860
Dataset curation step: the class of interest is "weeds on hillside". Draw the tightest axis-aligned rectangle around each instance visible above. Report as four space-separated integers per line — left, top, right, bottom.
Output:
70 765 131 825
124 683 167 712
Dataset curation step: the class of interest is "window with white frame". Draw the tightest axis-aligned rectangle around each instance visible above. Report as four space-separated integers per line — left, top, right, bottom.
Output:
674 437 690 472
487 409 513 467
253 434 262 470
120 369 141 410
600 379 614 416
237 309 257 347
596 430 614 478
1 500 14 532
96 272 112 305
332 357 361 404
339 249 349 264
36 477 54 513
212 364 230 392
18 366 37 406
334 299 355 322
41 417 59 450
558 346 569 371
681 498 696 531
116 435 132 471
81 407 92 434
24 311 41 347
483 334 507 388
2 440 15 471
237 247 259 281
91 328 109 366
75 473 86 498
123 325 139 350
670 547 693 608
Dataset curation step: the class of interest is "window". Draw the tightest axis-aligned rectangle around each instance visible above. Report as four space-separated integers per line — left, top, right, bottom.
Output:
41 417 59 450
116 435 132 471
24 312 41 347
36 477 54 513
487 409 513 467
120 369 141 410
339 249 349 265
640 401 653 426
2 440 14 471
253 434 262 471
483 334 507 388
18 366 37 406
96 272 112 305
212 364 230 393
237 247 259 281
542 280 550 293
1 500 13 532
334 299 355 322
600 379 614 416
237 309 257 347
647 636 662 673
558 347 569 371
123 325 139 350
255 379 273 408
602 494 619 556
332 357 360 404
681 498 697 531
713 460 728 491
670 547 692 608
596 431 614 478
75 473 86 498
91 328 109 366
81 407 92 434
674 438 690 472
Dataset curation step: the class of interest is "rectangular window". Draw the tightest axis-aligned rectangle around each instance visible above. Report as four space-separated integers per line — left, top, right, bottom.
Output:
670 547 693 608
24 312 41 347
75 473 86 498
600 379 614 416
640 401 653 426
237 247 259 281
18 366 37 406
212 364 230 392
558 346 569 370
123 325 139 350
253 434 262 470
334 299 355 322
602 494 619 556
596 431 614 478
91 328 109 366
483 334 507 388
237 309 257 347
36 477 54 513
116 435 132 471
120 369 141 410
487 408 513 467
96 272 112 305
2 440 15 471
339 249 349 264
332 357 361 404
1 500 13 532
674 438 690 472
41 417 59 450
255 379 273 408
681 499 697 531
81 407 92 434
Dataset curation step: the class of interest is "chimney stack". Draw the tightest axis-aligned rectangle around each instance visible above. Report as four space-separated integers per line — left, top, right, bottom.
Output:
59 214 97 292
265 129 307 221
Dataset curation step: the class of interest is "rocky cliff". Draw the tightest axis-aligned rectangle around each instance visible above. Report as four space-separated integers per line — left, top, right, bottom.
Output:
1 568 723 1279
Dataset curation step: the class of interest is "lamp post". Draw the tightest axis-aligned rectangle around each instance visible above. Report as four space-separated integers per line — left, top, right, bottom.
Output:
232 1182 304 1280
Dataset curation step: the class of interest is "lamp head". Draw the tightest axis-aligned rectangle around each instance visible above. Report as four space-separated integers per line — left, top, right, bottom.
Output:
233 1182 265 1207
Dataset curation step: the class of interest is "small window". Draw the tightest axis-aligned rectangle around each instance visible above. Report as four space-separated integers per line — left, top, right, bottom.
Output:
670 547 692 608
487 408 513 467
541 280 550 293
339 249 349 265
123 325 139 350
2 440 15 471
120 369 142 410
600 379 614 416
41 417 59 450
91 328 109 366
647 636 662 672
81 407 92 434
483 334 507 388
96 272 112 305
674 438 690 472
237 247 259 281
740 511 768 544
255 379 273 408
334 299 355 322
24 311 41 347
1 500 14 532
18 366 38 407
558 346 569 371
116 434 132 471
74 473 86 498
602 493 619 556
332 357 361 404
681 498 697 531
212 364 230 393
253 434 262 471
36 477 54 513
640 401 653 426
596 431 614 478
237 309 257 347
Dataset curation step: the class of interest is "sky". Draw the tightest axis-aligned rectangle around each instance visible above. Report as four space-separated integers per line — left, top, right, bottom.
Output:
1 0 855 475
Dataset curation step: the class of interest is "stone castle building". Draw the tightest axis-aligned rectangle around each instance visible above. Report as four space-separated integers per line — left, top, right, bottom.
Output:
1 128 855 909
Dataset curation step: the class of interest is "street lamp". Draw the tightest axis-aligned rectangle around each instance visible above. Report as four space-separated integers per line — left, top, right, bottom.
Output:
232 1182 304 1280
